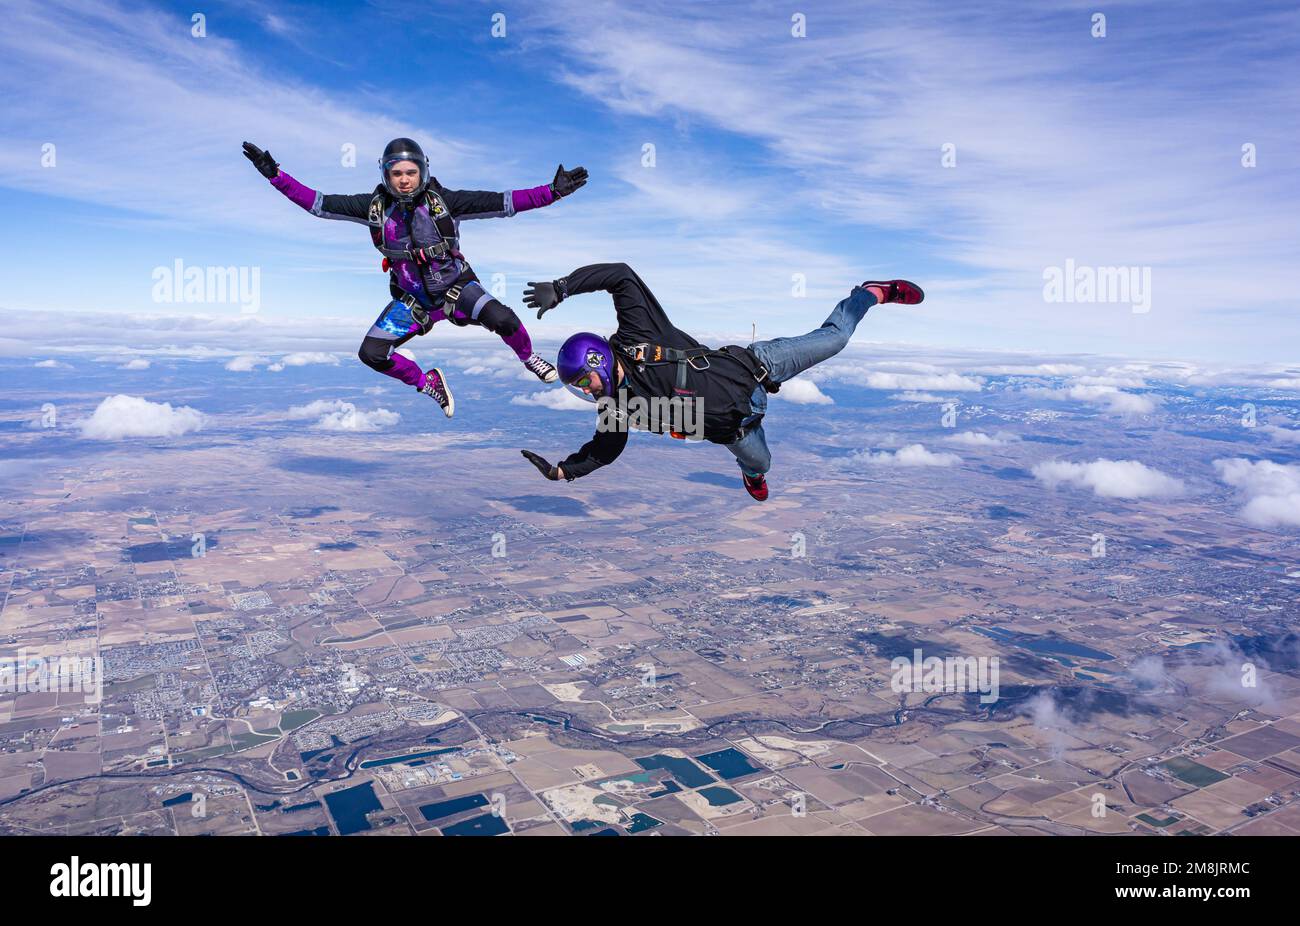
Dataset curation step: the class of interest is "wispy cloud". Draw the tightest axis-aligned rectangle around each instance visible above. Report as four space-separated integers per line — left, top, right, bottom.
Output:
514 0 1300 361
4 0 1298 364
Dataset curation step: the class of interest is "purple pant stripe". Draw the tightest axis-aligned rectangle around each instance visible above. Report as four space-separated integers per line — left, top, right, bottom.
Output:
385 351 425 387
503 325 532 361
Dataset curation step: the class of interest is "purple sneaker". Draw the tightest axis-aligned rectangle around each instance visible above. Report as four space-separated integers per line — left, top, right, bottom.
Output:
419 367 454 418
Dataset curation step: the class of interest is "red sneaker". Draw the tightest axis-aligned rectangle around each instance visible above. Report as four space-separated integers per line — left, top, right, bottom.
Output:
742 472 769 501
861 279 925 305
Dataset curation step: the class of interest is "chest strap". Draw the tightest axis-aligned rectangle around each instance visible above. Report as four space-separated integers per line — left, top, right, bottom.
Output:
619 343 773 393
620 343 709 392
368 186 459 266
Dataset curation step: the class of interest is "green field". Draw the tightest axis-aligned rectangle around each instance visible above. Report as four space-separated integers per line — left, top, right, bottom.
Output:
278 708 321 731
1159 757 1229 787
1136 812 1180 827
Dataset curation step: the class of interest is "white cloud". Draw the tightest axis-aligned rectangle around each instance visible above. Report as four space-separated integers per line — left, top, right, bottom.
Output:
1213 458 1300 529
863 371 983 392
854 443 961 467
286 400 345 420
944 430 1018 446
772 377 832 405
511 389 592 411
1260 424 1300 446
891 391 947 403
1073 373 1149 389
268 351 340 372
79 394 204 440
119 358 150 370
316 405 399 432
1031 459 1185 499
34 359 70 369
225 355 261 372
1025 382 1158 415
286 399 398 432
1086 389 1158 416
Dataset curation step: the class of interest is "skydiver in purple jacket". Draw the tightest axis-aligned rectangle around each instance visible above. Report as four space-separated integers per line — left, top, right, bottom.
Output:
242 137 587 417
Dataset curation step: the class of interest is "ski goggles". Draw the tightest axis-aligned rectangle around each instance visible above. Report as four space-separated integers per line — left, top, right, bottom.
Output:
564 369 608 401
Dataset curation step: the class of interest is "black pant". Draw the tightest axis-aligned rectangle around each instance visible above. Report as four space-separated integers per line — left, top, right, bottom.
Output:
358 296 524 374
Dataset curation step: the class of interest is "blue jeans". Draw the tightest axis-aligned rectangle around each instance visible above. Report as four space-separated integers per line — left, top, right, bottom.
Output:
725 286 877 476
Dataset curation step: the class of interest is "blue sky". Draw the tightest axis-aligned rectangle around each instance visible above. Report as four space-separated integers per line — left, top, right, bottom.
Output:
1 0 1297 365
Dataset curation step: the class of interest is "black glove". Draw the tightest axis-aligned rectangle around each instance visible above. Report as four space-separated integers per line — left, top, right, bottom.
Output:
521 450 560 480
242 141 280 179
524 278 567 319
550 164 588 198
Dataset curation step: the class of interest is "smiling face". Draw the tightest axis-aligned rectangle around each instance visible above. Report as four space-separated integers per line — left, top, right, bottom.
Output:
385 159 421 195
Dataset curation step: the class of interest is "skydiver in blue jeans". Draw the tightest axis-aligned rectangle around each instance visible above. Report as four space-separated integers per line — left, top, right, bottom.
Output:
518 263 924 501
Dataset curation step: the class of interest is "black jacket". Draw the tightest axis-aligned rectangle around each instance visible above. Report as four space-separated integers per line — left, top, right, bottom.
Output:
558 263 762 479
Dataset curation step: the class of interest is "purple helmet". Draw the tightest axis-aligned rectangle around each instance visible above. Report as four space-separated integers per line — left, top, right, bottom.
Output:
556 332 617 403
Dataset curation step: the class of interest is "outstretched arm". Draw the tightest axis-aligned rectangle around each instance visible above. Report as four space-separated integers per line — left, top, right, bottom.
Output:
242 141 370 223
521 427 628 482
525 263 669 335
442 164 588 220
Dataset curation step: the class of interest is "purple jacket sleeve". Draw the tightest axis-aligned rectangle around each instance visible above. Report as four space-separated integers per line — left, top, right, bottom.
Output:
510 183 555 214
269 171 317 211
269 171 372 223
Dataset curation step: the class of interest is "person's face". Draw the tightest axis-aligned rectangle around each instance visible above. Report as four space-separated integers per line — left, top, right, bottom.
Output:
387 160 421 194
572 369 605 397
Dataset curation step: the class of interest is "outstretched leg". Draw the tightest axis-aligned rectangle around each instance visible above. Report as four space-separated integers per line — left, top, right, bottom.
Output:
749 280 923 383
452 283 558 383
358 300 454 417
359 333 422 384
749 286 879 385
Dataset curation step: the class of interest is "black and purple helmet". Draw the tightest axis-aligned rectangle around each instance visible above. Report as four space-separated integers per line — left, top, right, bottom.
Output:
557 332 617 403
379 137 430 204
